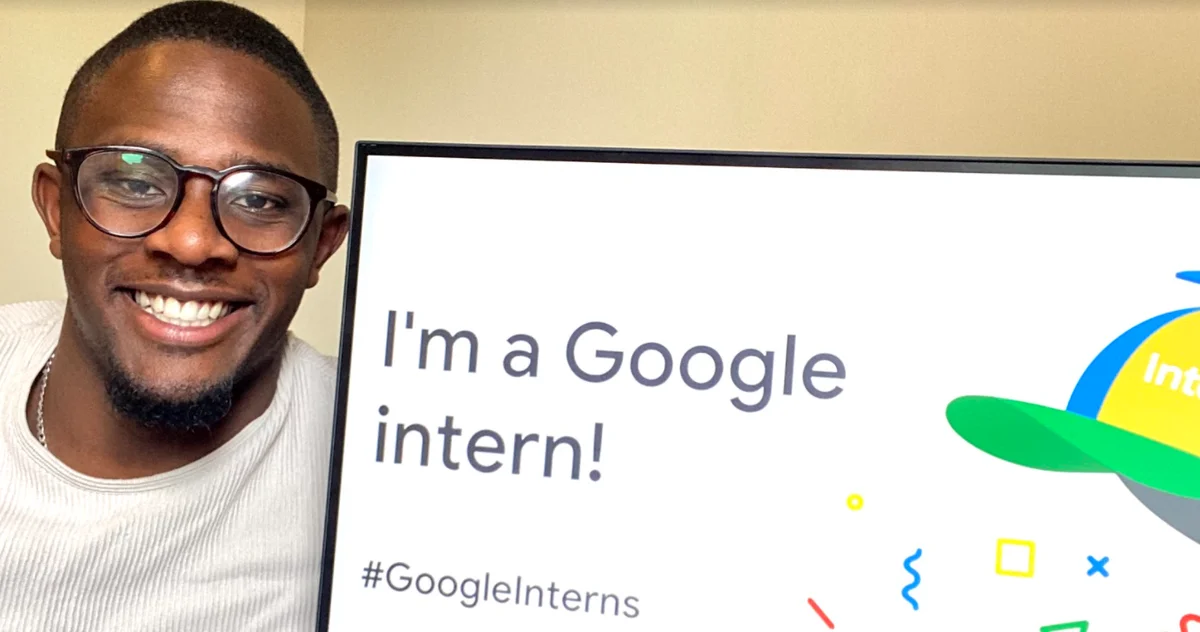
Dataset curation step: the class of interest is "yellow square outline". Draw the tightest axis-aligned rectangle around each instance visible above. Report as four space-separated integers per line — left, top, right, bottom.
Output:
995 538 1036 577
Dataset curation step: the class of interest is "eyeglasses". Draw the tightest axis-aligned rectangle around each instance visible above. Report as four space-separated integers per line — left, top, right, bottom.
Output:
46 145 337 256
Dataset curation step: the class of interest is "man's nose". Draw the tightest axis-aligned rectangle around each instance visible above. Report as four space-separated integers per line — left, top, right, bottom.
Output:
141 177 240 266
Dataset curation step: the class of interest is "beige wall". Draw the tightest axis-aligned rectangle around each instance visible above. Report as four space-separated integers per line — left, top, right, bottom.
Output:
4 1 1200 357
305 0 1200 159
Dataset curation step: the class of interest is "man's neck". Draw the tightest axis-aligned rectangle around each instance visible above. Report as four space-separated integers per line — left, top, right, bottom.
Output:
24 325 283 480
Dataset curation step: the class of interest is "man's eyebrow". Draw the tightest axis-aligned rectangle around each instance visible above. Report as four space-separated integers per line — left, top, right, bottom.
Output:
224 152 298 175
108 139 179 158
102 140 299 174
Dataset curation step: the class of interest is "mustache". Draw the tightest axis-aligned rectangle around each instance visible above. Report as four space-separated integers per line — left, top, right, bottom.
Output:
109 258 243 286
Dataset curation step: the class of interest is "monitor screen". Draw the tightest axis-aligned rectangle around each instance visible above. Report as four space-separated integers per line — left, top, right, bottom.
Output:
317 143 1200 630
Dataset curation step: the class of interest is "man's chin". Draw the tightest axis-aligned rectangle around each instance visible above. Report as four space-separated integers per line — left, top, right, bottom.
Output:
102 362 240 437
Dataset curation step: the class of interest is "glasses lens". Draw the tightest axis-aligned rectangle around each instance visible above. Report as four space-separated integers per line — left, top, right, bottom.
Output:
217 171 312 253
76 150 177 236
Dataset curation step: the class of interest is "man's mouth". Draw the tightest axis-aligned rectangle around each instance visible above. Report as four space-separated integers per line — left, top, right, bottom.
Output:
127 290 246 328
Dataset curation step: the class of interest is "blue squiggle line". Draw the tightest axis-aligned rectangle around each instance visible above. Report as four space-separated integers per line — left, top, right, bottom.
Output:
901 548 922 611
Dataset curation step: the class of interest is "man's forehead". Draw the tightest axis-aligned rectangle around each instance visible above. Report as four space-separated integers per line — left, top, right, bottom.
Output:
67 41 322 181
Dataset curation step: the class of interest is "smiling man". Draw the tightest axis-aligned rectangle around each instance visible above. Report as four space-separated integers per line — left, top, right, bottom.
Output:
0 2 349 630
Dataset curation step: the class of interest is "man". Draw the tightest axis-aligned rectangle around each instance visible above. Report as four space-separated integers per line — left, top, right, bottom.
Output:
0 2 349 630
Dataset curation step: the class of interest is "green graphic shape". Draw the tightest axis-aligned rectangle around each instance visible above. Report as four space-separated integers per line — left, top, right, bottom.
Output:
1039 621 1089 632
947 396 1200 499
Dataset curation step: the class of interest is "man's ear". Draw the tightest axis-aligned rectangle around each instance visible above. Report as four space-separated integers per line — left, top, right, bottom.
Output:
31 163 64 261
307 204 350 288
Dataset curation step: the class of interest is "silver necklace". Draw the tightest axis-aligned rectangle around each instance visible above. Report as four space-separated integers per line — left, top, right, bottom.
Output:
36 351 54 448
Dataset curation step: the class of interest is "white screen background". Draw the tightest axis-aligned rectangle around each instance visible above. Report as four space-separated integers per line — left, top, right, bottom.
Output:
323 153 1200 631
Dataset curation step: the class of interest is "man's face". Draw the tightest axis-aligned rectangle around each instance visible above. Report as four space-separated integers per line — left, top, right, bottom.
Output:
34 41 346 428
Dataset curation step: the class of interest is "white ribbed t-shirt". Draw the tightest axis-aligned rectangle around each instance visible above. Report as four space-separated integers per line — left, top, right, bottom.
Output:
0 301 338 632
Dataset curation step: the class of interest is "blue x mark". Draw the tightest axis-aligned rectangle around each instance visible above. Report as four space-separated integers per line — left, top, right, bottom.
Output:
1087 555 1109 577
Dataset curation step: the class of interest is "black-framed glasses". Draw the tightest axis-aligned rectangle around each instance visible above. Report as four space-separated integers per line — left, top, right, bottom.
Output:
46 145 338 256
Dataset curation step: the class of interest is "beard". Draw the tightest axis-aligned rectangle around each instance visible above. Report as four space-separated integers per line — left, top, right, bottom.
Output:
100 350 251 438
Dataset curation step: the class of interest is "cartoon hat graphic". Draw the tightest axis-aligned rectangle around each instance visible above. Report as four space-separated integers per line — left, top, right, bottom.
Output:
947 271 1200 500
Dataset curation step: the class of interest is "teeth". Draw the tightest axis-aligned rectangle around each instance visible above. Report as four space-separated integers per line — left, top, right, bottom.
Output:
133 291 234 328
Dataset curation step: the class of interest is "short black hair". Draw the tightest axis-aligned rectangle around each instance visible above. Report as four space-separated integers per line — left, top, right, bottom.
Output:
54 0 339 188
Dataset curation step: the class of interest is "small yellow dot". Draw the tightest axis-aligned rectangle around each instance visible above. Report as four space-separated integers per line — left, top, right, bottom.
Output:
847 494 864 511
